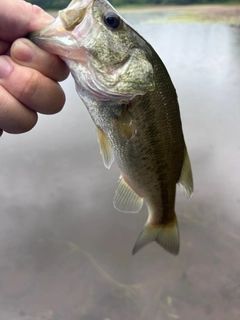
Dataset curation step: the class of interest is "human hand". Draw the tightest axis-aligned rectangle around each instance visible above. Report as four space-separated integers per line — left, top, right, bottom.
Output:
0 0 69 136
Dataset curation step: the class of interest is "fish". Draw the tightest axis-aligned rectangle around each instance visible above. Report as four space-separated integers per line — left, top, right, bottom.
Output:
29 0 193 255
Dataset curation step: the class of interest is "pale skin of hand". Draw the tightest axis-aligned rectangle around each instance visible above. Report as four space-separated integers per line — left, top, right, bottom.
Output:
0 0 69 136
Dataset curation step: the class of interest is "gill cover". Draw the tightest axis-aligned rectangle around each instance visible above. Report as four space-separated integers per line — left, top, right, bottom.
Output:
29 0 155 100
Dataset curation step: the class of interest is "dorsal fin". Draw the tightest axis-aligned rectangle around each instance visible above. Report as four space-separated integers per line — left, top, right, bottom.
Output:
178 145 193 199
113 176 143 213
96 127 114 169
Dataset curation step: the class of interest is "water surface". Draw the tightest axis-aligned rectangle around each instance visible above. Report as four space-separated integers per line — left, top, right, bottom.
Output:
0 11 240 320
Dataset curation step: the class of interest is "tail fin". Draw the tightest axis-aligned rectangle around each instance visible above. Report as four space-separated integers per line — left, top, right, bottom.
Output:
132 215 179 255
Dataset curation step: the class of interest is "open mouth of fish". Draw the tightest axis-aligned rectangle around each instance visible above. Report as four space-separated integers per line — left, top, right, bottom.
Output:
29 0 93 60
29 0 155 101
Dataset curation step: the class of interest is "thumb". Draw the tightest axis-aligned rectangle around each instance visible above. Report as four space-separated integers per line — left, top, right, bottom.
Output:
0 1 53 42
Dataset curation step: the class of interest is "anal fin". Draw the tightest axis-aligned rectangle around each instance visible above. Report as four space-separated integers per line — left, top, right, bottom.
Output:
96 127 114 169
178 145 193 199
132 214 179 255
113 176 143 213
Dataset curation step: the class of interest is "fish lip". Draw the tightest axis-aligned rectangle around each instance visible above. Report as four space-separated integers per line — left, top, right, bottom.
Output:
28 0 93 57
28 17 78 56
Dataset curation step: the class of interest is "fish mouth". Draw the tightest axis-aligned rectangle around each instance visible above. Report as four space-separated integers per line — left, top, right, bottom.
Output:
28 0 93 60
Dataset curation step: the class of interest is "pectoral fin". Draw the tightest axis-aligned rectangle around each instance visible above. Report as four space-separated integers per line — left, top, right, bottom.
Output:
113 176 143 213
178 146 193 199
96 127 114 169
116 107 137 141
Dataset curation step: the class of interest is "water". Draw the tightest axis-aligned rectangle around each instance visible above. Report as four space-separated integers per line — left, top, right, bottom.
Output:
0 11 240 320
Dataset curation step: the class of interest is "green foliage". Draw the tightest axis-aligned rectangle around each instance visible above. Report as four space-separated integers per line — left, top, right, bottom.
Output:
26 0 240 10
26 0 69 10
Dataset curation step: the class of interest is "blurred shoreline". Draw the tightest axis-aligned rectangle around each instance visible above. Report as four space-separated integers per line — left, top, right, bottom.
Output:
49 4 240 25
120 4 240 25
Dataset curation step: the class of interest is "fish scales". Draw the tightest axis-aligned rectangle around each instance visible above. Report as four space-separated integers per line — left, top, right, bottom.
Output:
29 0 193 255
86 50 185 225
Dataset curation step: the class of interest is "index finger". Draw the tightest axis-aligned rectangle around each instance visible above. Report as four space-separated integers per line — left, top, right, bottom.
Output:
0 1 53 42
11 38 69 82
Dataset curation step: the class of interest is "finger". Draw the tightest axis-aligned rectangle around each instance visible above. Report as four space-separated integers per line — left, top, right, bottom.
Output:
0 56 65 115
29 5 55 32
0 86 37 134
0 40 10 55
11 39 69 82
0 2 53 42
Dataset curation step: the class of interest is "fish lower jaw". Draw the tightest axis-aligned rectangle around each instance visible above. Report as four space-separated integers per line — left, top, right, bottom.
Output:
74 76 138 102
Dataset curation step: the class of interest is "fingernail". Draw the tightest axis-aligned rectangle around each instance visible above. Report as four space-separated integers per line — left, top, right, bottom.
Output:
12 40 35 62
0 56 13 79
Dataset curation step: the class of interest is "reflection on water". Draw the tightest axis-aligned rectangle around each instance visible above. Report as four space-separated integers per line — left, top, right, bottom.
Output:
0 11 240 320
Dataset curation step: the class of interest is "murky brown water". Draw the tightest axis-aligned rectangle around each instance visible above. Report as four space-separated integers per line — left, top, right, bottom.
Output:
0 11 240 320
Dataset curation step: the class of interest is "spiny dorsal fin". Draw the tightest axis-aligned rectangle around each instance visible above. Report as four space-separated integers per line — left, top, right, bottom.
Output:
132 214 179 255
178 145 193 199
113 176 143 213
96 127 114 169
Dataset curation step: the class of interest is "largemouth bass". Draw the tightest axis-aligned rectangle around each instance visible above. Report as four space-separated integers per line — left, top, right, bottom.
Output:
29 0 193 255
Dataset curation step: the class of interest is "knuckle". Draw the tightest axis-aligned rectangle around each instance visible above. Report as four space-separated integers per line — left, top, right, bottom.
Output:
20 71 39 102
48 57 69 82
0 86 38 134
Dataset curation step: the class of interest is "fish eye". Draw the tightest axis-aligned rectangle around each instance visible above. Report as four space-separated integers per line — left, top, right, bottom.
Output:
103 12 120 29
